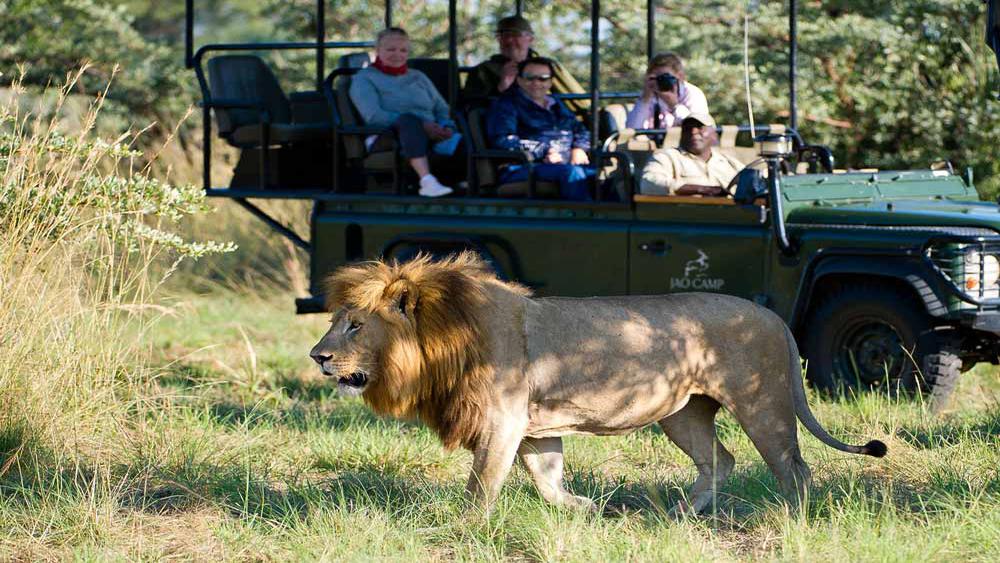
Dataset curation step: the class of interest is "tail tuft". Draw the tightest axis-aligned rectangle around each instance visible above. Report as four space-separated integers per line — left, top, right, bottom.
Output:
864 440 888 458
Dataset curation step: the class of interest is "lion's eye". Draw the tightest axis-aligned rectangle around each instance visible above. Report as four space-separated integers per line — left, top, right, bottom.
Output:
348 320 363 332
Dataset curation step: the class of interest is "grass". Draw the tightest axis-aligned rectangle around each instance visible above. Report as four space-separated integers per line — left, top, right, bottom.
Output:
5 289 998 561
2 74 999 561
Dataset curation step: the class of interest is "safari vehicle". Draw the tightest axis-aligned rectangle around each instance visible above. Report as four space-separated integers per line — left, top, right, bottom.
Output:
185 0 1000 406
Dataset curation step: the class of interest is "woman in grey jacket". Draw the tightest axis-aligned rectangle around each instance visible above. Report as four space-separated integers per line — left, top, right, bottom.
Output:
349 28 459 197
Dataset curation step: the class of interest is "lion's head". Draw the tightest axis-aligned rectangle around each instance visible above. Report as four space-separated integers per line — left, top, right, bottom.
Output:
310 252 508 450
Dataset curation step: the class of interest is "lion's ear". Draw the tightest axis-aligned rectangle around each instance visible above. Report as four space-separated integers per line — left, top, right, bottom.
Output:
397 289 410 316
385 281 417 321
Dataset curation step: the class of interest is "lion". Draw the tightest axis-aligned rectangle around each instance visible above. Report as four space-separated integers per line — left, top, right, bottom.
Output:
309 252 886 513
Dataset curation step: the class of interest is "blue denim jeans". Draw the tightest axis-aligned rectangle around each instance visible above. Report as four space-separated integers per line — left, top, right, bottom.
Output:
500 163 597 201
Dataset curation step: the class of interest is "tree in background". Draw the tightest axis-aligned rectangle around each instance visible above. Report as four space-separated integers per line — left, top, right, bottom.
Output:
2 0 997 194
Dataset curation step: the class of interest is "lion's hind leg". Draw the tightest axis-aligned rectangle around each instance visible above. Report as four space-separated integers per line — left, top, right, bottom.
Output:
518 437 597 512
658 394 735 516
727 396 812 507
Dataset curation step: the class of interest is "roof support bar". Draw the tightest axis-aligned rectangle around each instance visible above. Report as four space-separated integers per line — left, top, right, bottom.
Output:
516 1 524 16
185 0 194 68
590 0 601 149
386 0 394 28
647 0 656 60
789 0 798 131
316 0 325 89
233 198 312 253
448 0 458 105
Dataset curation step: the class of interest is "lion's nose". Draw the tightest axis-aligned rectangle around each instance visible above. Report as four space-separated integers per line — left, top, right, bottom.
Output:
310 352 332 365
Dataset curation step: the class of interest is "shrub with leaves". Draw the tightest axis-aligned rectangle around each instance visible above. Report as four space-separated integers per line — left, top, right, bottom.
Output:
0 70 232 477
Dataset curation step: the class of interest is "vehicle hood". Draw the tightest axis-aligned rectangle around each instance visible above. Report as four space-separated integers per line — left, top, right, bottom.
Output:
781 171 1000 232
786 198 1000 231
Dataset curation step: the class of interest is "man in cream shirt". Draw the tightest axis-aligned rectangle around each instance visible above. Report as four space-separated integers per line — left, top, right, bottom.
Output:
639 113 745 197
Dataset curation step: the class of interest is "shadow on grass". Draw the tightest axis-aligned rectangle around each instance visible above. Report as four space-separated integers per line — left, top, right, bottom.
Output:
122 462 433 524
894 407 1000 449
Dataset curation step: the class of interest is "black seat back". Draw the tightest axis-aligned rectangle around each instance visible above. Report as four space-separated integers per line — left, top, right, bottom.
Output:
408 58 450 100
333 74 368 160
337 51 372 69
466 107 499 188
207 55 292 137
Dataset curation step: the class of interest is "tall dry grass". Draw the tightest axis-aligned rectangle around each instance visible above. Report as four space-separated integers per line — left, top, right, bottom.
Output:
0 68 231 479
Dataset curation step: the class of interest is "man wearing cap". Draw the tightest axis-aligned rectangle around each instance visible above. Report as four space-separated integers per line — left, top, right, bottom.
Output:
639 113 745 197
462 15 586 107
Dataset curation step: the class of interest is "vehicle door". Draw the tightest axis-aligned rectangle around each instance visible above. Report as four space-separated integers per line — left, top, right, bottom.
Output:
628 196 770 302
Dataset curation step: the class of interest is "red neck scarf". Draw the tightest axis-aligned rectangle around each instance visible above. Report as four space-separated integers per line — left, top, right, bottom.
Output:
372 57 408 76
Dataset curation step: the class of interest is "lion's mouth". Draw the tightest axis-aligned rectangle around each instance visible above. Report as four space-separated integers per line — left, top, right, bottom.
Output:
338 371 368 389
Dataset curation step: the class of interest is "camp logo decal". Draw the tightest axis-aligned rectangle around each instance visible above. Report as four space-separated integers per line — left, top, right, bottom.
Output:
670 249 725 290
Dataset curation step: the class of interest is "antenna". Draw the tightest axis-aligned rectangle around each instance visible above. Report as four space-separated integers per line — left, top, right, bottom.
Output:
743 2 756 134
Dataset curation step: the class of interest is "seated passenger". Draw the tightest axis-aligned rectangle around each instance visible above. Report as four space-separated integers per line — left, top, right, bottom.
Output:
349 27 461 197
639 113 744 196
462 16 587 110
486 57 596 201
626 53 709 130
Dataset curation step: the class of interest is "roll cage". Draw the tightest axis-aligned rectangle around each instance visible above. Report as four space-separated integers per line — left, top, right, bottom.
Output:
183 0 811 246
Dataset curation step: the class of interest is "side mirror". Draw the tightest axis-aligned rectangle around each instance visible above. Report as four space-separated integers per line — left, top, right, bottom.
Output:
733 168 767 204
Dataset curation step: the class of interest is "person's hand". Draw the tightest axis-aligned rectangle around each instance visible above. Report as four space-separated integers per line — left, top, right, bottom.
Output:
422 121 451 141
675 184 728 197
498 60 519 92
640 74 657 102
544 147 564 164
570 147 590 165
656 83 679 109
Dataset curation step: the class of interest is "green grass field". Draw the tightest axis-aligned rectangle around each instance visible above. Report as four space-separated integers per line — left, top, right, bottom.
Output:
4 288 997 561
2 78 999 562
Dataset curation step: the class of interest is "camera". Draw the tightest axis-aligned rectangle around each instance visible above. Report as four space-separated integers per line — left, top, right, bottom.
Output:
655 72 679 92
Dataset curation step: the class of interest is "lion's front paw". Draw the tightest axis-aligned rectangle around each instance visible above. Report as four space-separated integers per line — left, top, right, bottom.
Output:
565 494 598 513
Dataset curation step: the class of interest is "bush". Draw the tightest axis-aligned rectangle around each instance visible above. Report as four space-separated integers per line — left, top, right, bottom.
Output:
0 70 232 478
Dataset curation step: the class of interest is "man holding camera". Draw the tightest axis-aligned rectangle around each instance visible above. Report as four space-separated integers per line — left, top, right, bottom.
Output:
639 113 745 197
626 53 709 130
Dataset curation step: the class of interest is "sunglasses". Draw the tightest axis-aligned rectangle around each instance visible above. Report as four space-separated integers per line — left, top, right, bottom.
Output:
496 31 532 39
520 74 552 82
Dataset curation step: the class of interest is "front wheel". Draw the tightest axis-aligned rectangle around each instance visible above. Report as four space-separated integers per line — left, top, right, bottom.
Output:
802 283 960 406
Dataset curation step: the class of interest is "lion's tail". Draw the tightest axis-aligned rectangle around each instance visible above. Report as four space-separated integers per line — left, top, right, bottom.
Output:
784 323 888 458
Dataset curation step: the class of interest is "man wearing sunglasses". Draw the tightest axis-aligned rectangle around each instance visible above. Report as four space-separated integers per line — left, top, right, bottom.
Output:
462 15 586 108
486 57 597 201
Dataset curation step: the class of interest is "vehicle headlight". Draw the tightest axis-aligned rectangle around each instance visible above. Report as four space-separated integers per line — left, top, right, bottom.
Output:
963 251 1000 291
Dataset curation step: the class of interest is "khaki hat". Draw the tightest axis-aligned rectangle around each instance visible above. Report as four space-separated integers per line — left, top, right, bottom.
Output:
496 15 533 34
682 112 716 128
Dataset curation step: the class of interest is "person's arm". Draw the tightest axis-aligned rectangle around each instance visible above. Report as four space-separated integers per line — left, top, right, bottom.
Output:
348 72 399 128
683 82 710 116
461 62 497 101
640 151 685 195
569 105 591 152
625 98 653 129
423 73 453 126
671 82 709 123
486 98 522 152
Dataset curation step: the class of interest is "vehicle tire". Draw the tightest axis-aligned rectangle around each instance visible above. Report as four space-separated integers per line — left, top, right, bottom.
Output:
802 283 958 399
923 346 961 412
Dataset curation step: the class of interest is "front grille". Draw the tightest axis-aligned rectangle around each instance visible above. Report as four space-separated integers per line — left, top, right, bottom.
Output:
926 241 1000 305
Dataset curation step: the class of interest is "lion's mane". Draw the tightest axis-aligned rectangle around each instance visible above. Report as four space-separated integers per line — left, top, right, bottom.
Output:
324 252 517 450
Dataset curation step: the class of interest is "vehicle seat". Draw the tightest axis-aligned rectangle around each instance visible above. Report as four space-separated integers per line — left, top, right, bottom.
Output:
206 55 331 148
716 124 789 171
408 58 451 100
328 72 402 191
338 51 372 69
464 107 560 198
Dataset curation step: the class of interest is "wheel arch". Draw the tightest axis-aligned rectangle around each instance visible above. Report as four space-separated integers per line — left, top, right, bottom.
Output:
791 254 953 337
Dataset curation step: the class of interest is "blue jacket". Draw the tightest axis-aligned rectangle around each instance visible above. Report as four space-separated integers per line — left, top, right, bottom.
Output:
486 87 590 161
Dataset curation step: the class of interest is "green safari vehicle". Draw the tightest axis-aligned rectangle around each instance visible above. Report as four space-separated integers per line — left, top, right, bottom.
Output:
185 0 1000 406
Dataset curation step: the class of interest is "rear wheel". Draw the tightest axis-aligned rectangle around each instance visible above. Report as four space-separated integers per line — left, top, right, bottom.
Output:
802 283 960 405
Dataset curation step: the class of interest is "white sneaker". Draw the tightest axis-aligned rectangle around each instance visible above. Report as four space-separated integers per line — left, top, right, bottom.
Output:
418 175 453 197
